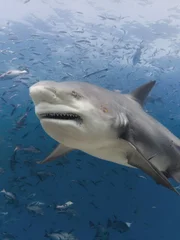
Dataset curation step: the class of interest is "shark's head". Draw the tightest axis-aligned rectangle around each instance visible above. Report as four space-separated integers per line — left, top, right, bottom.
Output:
29 81 120 149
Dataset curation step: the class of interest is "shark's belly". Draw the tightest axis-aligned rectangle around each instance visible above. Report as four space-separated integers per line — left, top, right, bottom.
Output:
78 139 136 168
82 148 130 166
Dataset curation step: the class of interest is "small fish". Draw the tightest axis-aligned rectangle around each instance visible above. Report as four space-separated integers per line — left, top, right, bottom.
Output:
83 68 108 78
22 132 29 138
10 104 21 116
0 96 7 103
132 42 144 65
58 61 73 68
44 230 78 240
147 95 163 104
89 221 110 240
9 93 17 99
91 180 102 186
55 201 74 210
14 145 41 153
35 171 55 181
1 189 16 202
90 201 99 209
138 175 147 180
107 217 132 233
29 201 45 206
0 167 5 174
16 113 28 129
54 201 76 217
58 30 67 33
1 232 16 240
0 211 8 215
10 151 18 171
76 39 91 44
26 193 36 199
57 208 77 218
26 202 44 215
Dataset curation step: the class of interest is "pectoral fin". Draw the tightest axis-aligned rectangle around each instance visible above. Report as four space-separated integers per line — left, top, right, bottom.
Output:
127 142 180 195
37 144 73 164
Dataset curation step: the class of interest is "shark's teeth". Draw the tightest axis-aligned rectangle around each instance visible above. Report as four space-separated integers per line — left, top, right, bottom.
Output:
39 113 82 121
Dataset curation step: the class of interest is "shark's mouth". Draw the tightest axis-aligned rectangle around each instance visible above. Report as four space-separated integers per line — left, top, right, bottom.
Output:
39 113 83 122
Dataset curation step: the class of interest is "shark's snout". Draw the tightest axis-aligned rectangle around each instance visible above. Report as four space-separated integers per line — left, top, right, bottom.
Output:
29 84 57 105
29 82 83 123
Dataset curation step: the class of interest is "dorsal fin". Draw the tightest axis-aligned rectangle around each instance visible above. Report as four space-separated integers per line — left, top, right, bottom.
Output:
130 80 156 106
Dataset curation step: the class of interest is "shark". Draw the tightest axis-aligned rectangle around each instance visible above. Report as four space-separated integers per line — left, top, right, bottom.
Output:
29 80 180 195
0 69 29 80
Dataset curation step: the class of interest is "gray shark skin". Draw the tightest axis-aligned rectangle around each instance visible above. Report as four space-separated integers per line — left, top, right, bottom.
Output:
29 80 180 195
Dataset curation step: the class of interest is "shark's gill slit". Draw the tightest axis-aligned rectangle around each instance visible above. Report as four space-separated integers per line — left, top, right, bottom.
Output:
39 113 82 121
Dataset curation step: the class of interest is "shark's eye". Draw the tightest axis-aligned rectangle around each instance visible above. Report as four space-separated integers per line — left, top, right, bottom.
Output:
71 91 82 99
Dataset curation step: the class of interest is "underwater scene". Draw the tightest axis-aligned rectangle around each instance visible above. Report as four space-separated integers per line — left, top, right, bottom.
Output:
0 0 180 239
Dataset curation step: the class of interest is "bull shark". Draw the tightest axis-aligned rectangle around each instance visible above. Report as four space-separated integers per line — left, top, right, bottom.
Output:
29 80 180 195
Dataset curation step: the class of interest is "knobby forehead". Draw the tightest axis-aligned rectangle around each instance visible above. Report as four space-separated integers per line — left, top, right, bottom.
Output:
30 80 125 112
33 80 108 91
32 80 119 98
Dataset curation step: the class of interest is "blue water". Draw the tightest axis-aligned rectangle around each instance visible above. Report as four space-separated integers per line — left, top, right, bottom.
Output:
0 0 180 239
